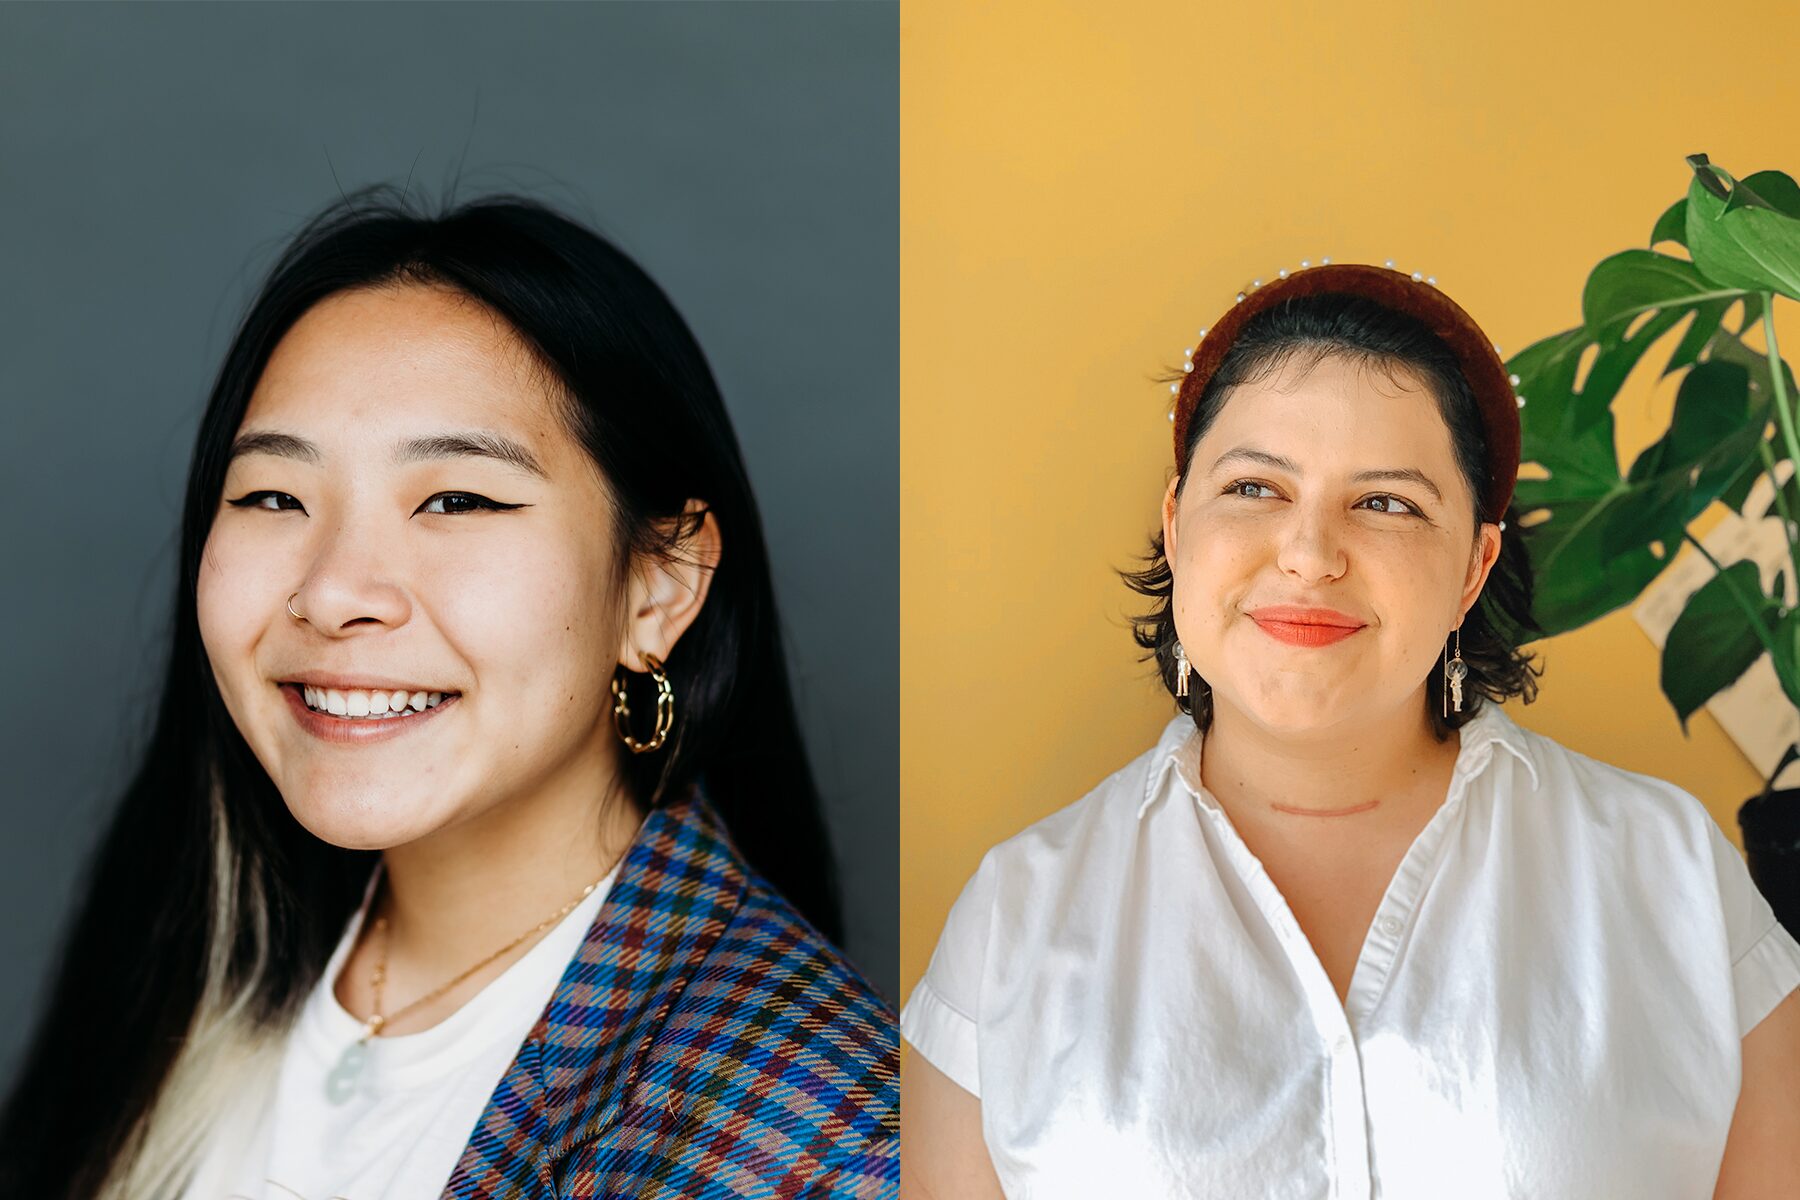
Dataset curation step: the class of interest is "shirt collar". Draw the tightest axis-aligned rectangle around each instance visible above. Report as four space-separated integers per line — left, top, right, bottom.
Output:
1138 700 1540 820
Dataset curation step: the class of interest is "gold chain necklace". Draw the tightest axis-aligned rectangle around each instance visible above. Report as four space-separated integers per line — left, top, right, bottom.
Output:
323 872 608 1105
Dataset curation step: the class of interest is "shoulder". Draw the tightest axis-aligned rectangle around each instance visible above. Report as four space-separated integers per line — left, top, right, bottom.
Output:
1501 710 1800 1036
1501 714 1721 850
977 718 1186 878
1491 711 1762 939
921 720 1183 967
691 873 898 1061
541 792 898 1197
631 873 899 1187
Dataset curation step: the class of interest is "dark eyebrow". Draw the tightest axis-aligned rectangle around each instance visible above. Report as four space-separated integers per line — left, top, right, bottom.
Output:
1209 445 1443 504
226 429 550 482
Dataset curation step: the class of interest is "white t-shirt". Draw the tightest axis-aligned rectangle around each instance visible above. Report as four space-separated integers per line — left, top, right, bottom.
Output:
901 700 1800 1200
182 859 617 1200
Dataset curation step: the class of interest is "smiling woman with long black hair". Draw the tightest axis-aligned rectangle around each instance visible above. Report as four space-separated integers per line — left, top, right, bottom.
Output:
0 186 897 1199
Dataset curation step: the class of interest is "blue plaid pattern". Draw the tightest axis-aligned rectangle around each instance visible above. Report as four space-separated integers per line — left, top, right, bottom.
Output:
439 789 898 1199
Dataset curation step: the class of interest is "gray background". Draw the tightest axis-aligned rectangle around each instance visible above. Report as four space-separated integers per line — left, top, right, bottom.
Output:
0 0 898 1087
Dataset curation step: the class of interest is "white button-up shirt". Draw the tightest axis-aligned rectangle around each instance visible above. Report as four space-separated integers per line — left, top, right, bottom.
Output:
902 701 1800 1199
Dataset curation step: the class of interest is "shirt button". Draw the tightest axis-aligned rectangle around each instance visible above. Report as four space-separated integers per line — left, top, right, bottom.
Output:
1334 1034 1352 1055
1378 915 1403 936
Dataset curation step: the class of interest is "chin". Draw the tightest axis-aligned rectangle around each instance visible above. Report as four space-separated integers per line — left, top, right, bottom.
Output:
278 787 455 851
1233 686 1357 733
1243 707 1329 734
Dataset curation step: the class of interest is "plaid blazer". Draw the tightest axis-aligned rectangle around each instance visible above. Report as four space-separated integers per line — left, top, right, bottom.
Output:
438 789 898 1199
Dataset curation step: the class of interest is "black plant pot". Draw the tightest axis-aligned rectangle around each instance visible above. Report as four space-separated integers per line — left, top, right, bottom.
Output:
1739 787 1800 941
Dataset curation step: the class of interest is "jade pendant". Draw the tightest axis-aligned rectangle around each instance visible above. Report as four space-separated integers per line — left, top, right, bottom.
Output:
325 1038 368 1105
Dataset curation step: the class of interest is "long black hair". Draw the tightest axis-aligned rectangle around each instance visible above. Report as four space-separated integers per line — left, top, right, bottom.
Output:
1124 291 1545 738
0 183 843 1198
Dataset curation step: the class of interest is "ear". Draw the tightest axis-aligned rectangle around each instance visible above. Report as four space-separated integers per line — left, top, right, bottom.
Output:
1459 521 1504 624
618 499 722 670
1161 474 1184 559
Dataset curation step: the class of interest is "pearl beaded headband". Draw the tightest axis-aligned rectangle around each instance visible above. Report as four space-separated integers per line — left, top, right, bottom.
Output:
1169 259 1524 529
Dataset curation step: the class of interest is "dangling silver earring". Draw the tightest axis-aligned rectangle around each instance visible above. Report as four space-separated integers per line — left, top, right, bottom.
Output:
1443 626 1467 716
1174 639 1190 698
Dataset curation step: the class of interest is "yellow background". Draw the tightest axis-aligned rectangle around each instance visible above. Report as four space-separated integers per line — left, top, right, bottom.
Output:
900 0 1800 1001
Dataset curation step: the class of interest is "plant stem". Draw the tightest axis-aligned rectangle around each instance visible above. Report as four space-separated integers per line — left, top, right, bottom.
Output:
1755 438 1800 600
1762 296 1800 608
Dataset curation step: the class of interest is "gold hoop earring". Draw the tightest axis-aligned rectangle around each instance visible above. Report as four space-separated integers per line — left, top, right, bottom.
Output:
1443 626 1467 717
611 652 673 753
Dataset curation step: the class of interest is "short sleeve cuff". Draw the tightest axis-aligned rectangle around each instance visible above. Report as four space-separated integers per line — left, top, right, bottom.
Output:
901 977 979 1097
1733 917 1800 1037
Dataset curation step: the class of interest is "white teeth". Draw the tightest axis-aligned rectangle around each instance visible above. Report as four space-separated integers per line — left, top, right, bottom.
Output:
298 685 454 719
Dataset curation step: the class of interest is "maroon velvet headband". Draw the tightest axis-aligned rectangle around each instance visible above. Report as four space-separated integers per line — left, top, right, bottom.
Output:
1170 261 1522 525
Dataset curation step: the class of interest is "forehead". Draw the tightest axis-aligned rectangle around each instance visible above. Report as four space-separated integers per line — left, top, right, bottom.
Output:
241 284 563 458
1201 353 1457 466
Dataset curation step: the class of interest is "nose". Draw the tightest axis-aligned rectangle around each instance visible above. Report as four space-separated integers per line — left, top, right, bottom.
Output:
1272 503 1347 583
288 520 413 633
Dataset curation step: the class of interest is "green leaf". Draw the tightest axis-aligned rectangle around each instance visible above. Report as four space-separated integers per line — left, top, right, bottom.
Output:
1617 360 1768 554
1651 198 1688 249
1663 560 1780 732
1660 298 1732 378
1705 319 1800 395
1776 608 1800 710
1581 249 1741 344
1728 170 1800 217
1684 155 1800 300
1714 426 1786 515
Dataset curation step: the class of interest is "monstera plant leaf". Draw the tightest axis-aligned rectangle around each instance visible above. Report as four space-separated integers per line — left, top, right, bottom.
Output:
1507 252 1767 635
1662 560 1783 732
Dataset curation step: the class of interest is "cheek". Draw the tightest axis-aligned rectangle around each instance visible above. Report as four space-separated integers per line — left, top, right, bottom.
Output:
439 539 619 698
195 526 282 698
1167 529 1255 632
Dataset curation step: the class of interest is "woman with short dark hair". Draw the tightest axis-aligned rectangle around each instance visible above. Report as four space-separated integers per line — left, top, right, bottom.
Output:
901 263 1800 1198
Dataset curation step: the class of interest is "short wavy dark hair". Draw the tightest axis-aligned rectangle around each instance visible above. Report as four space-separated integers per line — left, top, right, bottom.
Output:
1124 291 1545 740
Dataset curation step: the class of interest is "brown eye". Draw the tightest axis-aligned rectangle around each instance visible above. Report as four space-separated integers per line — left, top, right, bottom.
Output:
1361 494 1420 517
226 491 302 511
419 492 519 515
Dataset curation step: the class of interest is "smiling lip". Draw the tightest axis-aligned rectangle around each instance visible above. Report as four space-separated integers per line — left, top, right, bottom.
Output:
279 682 458 745
1253 619 1364 648
1247 602 1367 649
1247 605 1365 628
279 674 457 694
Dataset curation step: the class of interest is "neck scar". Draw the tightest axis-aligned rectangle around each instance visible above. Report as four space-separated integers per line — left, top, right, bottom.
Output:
1269 799 1381 817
